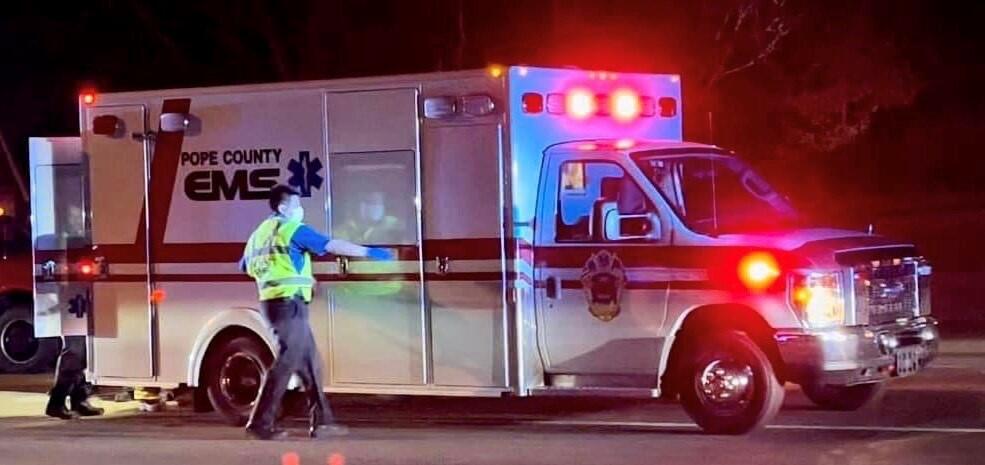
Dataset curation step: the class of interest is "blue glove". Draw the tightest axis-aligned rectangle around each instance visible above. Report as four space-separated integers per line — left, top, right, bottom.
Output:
366 247 394 261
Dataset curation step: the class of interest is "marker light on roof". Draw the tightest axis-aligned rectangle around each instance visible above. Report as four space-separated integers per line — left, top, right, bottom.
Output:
611 88 641 122
566 88 596 119
82 93 95 105
658 97 678 117
615 139 635 149
522 93 544 113
577 143 598 151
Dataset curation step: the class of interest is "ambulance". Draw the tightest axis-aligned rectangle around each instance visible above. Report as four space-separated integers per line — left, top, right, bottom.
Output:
30 66 938 434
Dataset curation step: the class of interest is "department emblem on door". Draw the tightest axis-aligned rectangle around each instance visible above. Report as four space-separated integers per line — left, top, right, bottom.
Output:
581 250 627 322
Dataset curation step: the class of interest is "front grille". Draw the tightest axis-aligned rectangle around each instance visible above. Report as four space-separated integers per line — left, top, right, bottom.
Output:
854 259 924 325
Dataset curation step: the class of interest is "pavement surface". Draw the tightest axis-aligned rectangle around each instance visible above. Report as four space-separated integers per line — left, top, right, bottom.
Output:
1 354 984 465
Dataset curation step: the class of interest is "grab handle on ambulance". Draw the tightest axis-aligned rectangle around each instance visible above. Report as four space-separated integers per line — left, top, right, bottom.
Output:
545 276 559 299
337 256 349 277
436 256 450 276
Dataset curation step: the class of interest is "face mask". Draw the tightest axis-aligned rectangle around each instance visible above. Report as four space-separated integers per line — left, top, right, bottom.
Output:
289 206 305 222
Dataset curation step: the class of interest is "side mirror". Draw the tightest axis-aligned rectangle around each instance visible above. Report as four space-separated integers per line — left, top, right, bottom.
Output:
604 211 661 241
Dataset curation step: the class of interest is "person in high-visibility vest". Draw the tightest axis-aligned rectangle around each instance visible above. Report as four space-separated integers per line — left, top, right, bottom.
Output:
241 185 392 441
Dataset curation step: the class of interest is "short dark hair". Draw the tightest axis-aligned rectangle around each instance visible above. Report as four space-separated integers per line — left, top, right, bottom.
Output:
268 185 299 213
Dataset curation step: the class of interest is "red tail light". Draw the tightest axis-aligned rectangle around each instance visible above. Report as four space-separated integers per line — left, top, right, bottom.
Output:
75 257 107 279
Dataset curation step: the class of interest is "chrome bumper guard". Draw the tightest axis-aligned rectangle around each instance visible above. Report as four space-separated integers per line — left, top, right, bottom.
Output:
775 317 938 386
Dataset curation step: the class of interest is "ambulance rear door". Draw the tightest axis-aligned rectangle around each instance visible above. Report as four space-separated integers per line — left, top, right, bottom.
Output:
80 102 155 380
30 137 90 341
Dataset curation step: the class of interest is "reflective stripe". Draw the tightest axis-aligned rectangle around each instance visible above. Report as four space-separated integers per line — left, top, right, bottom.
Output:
245 245 291 261
260 276 316 289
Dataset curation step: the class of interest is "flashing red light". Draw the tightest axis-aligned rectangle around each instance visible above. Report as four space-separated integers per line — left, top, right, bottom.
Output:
738 252 781 292
566 88 596 119
611 89 641 122
78 260 94 275
577 143 598 151
82 93 95 105
522 92 544 113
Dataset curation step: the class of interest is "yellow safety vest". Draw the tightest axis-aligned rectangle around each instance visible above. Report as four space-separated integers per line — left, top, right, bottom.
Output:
244 217 315 301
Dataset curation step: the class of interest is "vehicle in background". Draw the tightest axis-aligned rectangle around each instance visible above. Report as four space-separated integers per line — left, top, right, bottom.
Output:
1 151 59 373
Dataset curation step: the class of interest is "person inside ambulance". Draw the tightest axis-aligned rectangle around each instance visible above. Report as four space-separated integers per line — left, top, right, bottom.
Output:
240 185 393 441
335 191 405 245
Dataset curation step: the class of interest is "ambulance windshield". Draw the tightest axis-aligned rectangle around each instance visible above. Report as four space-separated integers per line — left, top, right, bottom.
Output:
634 152 798 235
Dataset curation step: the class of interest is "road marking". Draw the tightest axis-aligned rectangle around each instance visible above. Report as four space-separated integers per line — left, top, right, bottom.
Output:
531 420 985 434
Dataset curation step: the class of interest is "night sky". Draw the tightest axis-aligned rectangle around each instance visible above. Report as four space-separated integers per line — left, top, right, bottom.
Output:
1 0 984 268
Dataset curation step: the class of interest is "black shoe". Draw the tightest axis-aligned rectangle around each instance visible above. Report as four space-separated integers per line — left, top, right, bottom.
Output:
246 426 288 441
310 423 349 439
46 406 79 420
71 402 105 417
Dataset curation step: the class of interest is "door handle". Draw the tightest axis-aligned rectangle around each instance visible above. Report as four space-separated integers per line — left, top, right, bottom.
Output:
435 256 450 275
336 256 349 277
41 260 56 280
545 276 559 299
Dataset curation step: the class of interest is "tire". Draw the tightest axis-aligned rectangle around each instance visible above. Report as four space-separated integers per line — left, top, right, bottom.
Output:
203 335 272 426
0 302 59 374
801 382 884 411
678 330 785 434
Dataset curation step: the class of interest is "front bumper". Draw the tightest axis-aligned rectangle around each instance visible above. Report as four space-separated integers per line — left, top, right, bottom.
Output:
775 316 938 386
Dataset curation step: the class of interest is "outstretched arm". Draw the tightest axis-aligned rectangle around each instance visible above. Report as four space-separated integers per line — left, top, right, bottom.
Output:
325 239 394 260
324 239 369 257
293 224 394 260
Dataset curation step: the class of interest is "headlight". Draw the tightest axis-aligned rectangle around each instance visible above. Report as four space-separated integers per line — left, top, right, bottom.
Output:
790 271 845 328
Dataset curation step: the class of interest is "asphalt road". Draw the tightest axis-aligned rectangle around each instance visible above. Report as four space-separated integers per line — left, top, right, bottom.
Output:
1 354 984 465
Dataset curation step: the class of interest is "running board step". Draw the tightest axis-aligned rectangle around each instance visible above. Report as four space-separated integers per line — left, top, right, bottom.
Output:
529 387 660 398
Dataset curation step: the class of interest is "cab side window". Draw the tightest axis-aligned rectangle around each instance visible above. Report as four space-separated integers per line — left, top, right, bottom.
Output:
555 161 654 243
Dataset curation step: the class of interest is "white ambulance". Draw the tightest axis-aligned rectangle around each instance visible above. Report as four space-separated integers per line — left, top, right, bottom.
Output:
31 66 937 434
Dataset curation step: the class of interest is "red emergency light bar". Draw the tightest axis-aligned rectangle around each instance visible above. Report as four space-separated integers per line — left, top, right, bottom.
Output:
523 89 673 121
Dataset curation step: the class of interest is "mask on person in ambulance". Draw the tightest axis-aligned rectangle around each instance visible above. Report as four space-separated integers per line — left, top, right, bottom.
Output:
362 203 385 223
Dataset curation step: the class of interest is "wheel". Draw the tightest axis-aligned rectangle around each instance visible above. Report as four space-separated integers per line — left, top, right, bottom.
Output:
203 335 272 426
678 330 785 434
801 382 884 411
0 302 59 373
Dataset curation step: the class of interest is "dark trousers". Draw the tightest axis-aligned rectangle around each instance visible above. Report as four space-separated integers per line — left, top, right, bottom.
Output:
247 296 333 429
47 336 89 411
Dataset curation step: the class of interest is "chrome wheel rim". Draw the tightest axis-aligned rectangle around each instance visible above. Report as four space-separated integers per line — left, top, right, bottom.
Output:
219 352 264 410
696 359 755 413
1 318 38 364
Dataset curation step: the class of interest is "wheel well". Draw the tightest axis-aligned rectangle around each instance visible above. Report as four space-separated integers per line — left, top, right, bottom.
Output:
661 304 786 396
197 326 271 386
